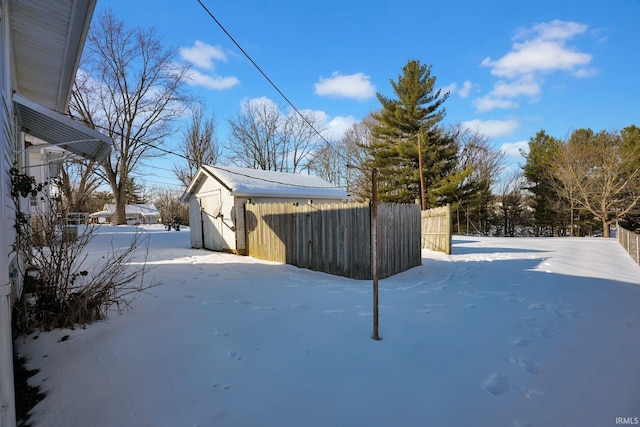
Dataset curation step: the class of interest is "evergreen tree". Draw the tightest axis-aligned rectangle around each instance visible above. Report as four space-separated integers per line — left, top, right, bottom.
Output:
124 177 148 204
367 59 459 206
522 130 565 235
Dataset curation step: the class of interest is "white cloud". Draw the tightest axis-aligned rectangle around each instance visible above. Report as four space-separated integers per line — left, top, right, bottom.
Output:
481 20 592 78
179 41 239 91
297 108 356 141
458 81 474 98
179 40 227 69
475 20 594 113
472 76 540 112
482 39 592 78
472 96 518 113
500 140 529 158
442 82 457 95
241 96 280 112
461 119 519 138
516 20 588 42
326 115 357 140
572 67 598 78
186 69 239 90
442 81 474 98
491 75 541 98
314 72 376 101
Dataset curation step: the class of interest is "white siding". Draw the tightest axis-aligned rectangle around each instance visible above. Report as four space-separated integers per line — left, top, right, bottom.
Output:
1 3 18 425
1 3 18 299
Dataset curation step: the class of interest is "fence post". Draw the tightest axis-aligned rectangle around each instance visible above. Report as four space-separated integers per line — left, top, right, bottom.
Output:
445 203 452 255
371 168 381 341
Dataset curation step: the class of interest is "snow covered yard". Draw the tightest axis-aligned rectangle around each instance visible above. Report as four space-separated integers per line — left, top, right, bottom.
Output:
16 225 640 427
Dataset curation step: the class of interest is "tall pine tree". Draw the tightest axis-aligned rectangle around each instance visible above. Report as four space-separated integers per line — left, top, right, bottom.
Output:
367 59 459 206
522 130 565 235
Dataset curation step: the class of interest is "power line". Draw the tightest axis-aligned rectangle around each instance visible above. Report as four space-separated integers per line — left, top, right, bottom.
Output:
195 0 351 166
68 116 344 191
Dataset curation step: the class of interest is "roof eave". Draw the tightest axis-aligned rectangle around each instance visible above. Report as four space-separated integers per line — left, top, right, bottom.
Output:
9 0 98 112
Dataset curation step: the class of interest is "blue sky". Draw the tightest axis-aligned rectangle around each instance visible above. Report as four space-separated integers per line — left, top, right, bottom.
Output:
96 0 640 191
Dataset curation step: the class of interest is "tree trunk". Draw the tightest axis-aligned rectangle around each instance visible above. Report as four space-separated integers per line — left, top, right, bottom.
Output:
114 188 127 225
602 219 611 238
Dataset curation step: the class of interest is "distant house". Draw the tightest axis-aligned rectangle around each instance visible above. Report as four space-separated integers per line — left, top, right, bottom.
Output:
90 204 161 225
180 165 349 253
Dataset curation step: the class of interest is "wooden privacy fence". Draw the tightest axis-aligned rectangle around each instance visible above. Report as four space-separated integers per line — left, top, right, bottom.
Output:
245 202 421 280
618 225 640 265
421 204 452 254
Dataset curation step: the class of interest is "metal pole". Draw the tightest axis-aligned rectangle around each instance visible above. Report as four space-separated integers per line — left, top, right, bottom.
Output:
418 132 426 211
371 168 381 340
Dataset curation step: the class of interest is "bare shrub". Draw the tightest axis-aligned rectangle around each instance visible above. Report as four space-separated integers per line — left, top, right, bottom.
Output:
11 169 159 333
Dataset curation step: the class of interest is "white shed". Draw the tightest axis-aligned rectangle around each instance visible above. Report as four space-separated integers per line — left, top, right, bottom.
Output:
181 165 349 254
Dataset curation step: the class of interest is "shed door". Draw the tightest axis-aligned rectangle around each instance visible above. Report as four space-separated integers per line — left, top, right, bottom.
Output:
189 197 203 248
201 190 223 251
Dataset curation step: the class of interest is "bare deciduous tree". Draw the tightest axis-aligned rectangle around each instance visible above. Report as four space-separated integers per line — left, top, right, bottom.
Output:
58 158 102 213
153 187 189 225
552 129 640 238
493 172 531 236
226 98 324 172
454 125 506 234
174 104 221 186
281 111 324 173
227 98 282 170
309 119 372 200
70 9 191 224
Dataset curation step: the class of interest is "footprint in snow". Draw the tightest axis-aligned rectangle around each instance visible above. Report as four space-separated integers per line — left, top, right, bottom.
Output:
513 418 534 427
211 383 231 391
291 304 311 309
202 300 226 306
513 337 530 348
509 357 540 374
228 350 241 360
520 359 540 375
234 300 252 305
214 328 229 337
533 328 554 339
484 373 510 396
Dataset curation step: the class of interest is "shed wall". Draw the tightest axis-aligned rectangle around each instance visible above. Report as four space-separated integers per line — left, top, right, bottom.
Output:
187 172 349 254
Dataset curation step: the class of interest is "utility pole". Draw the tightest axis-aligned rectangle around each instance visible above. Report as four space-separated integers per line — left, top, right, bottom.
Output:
371 167 381 340
347 164 381 341
418 131 426 211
